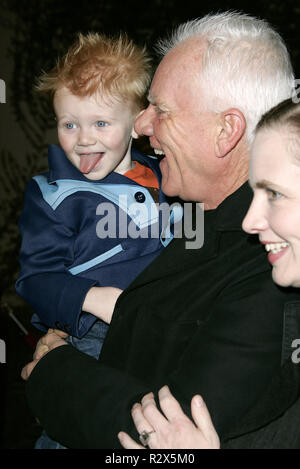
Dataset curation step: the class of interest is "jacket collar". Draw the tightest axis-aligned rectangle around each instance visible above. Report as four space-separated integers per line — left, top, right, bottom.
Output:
213 181 253 231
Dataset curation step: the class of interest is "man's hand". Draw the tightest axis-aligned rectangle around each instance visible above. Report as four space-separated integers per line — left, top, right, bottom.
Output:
21 329 68 381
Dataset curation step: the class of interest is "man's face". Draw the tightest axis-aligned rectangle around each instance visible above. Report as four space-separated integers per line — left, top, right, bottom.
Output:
134 40 218 202
54 87 135 180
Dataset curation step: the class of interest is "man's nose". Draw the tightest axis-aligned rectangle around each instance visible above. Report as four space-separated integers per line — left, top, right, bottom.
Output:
242 196 269 234
134 106 155 137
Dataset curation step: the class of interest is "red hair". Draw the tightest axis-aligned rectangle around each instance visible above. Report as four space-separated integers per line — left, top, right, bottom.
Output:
36 32 152 113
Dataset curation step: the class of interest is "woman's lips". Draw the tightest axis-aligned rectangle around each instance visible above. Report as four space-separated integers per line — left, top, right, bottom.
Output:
262 242 290 265
267 247 289 265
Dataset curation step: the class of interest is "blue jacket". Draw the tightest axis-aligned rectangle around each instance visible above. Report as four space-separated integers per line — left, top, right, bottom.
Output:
16 144 175 337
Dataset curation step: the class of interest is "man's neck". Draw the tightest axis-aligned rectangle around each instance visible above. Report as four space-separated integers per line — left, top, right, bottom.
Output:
203 174 248 210
203 143 250 210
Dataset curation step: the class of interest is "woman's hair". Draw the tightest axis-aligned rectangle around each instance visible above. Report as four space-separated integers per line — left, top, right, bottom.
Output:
256 97 300 134
255 98 300 159
36 32 152 113
156 11 295 142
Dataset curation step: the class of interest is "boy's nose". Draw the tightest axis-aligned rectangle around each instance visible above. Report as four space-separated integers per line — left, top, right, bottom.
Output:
134 106 155 137
242 196 269 234
78 128 96 146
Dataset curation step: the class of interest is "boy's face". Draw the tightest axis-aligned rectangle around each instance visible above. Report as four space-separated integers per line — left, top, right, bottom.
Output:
53 87 136 180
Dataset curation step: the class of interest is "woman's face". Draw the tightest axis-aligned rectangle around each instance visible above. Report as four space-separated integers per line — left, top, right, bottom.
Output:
242 127 300 288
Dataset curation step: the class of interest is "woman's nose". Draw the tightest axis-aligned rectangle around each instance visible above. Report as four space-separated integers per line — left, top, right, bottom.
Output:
242 195 269 234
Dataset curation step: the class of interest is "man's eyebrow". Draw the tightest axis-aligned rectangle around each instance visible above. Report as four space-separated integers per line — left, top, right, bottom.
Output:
147 94 170 113
147 93 156 104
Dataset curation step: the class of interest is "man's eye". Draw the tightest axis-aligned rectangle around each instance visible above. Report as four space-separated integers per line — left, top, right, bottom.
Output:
96 121 107 127
266 189 283 201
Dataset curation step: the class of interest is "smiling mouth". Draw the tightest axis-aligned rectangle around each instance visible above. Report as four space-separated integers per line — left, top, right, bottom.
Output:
79 152 104 173
154 148 165 156
264 242 290 254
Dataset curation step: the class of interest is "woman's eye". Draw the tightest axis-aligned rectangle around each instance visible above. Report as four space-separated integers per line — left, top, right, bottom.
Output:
96 121 107 127
267 189 283 201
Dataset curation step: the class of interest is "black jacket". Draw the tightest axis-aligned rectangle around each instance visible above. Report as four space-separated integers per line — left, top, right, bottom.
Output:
223 302 300 448
26 182 300 448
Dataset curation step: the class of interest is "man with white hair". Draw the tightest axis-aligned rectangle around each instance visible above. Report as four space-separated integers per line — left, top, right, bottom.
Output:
22 12 300 448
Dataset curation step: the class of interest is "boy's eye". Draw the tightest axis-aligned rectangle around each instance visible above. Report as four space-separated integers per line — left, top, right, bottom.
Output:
96 121 107 127
64 123 76 129
266 188 283 201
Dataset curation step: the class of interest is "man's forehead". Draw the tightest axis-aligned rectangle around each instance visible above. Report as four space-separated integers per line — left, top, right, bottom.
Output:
154 40 204 80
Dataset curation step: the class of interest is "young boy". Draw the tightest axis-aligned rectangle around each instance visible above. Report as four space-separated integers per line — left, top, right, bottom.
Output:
16 33 177 448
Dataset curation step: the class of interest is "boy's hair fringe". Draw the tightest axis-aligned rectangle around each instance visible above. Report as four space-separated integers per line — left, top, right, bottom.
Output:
36 32 152 113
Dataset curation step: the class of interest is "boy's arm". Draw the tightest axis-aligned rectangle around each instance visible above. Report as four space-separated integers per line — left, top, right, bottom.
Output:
82 286 123 324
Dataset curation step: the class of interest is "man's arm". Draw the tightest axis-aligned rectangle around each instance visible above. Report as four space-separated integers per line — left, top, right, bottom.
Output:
25 344 151 448
166 271 285 437
24 271 292 448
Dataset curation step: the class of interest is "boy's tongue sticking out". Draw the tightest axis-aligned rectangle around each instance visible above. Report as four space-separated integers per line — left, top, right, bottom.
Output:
79 153 103 173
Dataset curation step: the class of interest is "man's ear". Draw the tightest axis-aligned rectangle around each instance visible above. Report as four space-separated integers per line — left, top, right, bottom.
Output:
215 109 246 158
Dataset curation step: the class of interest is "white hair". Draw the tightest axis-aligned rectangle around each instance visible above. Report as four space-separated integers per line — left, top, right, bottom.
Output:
156 11 295 142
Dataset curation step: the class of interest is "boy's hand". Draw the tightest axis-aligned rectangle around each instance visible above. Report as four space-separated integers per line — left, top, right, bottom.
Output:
21 329 68 381
33 328 68 360
82 286 123 323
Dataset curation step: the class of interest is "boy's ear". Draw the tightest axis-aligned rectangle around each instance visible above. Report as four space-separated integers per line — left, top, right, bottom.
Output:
131 127 139 139
215 108 246 158
132 109 145 139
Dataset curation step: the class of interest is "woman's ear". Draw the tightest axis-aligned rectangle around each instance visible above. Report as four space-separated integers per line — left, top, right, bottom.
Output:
215 109 246 158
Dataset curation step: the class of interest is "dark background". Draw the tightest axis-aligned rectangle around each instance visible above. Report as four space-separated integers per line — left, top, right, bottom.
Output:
0 0 299 449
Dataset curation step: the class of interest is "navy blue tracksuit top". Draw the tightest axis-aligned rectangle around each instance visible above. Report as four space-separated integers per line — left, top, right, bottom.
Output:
15 144 178 338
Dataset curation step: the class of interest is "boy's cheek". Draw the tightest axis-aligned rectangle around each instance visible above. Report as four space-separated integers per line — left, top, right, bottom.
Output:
57 133 72 152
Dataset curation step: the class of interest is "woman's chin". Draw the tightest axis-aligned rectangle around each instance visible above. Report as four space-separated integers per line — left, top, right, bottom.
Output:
272 269 299 288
